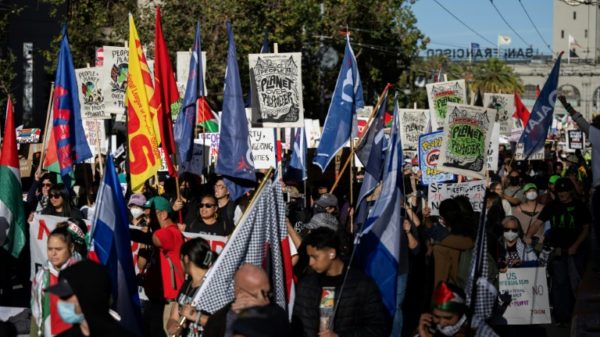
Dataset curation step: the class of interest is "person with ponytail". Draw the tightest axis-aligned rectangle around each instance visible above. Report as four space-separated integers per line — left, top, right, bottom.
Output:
31 227 80 337
166 238 218 337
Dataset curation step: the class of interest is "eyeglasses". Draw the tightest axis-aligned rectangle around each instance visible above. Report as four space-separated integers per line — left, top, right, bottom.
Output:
503 228 518 233
200 203 216 208
42 183 52 187
50 193 62 199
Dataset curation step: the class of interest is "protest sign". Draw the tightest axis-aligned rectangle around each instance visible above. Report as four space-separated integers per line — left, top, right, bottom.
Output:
438 104 497 179
101 46 128 121
566 129 585 151
510 127 524 143
29 214 228 281
16 128 41 144
483 93 515 136
426 80 467 130
304 119 321 148
418 131 454 185
75 67 108 119
81 119 107 158
487 122 500 171
248 53 303 128
515 142 544 160
499 267 551 325
195 132 220 165
176 51 208 93
427 180 486 216
400 109 430 151
249 128 277 169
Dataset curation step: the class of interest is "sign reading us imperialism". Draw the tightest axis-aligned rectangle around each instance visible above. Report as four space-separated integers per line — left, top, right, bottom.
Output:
400 109 430 151
248 53 304 128
438 104 497 179
418 131 454 185
101 46 128 121
75 68 107 119
426 80 467 130
483 93 515 136
499 267 551 325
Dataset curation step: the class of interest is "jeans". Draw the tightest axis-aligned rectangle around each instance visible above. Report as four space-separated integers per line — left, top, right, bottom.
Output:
549 253 584 323
390 273 408 337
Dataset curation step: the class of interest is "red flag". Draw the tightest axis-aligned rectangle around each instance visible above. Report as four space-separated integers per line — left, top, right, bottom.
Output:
153 6 180 176
513 92 531 126
536 85 541 97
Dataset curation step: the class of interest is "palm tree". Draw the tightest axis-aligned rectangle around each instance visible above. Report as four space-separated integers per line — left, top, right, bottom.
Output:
470 58 523 94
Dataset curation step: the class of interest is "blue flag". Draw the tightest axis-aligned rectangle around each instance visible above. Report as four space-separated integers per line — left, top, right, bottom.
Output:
260 30 270 54
52 27 92 179
354 91 389 226
289 128 307 181
215 21 256 200
174 22 204 168
518 53 562 159
354 96 403 317
92 154 143 336
313 35 364 172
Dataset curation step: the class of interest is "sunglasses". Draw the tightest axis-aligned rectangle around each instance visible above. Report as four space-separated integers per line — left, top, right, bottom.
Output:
50 193 63 199
200 203 216 208
503 228 518 233
42 183 52 187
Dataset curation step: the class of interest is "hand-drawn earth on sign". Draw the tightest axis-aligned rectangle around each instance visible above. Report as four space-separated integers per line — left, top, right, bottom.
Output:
249 53 303 127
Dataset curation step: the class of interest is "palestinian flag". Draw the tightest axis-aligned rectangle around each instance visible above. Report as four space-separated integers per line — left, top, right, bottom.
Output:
1 98 26 258
43 128 61 175
197 96 219 132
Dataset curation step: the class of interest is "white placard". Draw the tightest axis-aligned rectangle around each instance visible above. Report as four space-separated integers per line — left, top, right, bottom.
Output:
483 93 515 136
304 118 321 148
515 143 545 160
399 109 430 151
75 67 108 119
249 128 276 169
81 119 107 158
487 122 500 171
100 46 128 121
426 80 467 130
499 267 551 325
427 180 486 216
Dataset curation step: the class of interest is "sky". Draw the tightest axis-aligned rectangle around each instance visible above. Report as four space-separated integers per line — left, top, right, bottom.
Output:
411 0 553 55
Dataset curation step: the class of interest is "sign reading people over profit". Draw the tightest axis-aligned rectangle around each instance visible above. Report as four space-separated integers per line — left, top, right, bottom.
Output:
248 53 304 128
499 267 551 325
101 46 128 122
426 80 467 130
76 67 108 119
427 180 486 216
418 131 454 185
399 109 430 152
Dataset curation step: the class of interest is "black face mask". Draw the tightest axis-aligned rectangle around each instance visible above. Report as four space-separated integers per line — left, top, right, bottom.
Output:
509 176 520 186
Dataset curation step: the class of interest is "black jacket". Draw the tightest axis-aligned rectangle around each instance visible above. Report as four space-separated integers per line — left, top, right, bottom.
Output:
291 268 391 337
204 302 232 337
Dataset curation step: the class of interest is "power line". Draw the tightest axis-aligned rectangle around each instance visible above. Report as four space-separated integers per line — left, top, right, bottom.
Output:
517 0 553 53
489 0 530 46
431 0 497 46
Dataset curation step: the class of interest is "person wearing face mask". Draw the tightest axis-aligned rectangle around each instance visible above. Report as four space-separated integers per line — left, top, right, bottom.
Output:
513 183 545 246
46 260 136 337
415 282 472 337
31 227 80 337
496 216 538 272
503 171 525 206
526 177 591 324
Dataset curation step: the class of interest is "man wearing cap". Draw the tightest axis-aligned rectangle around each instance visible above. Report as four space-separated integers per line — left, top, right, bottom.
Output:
540 175 560 205
314 193 338 216
416 282 471 337
526 177 591 324
46 260 136 337
145 196 185 337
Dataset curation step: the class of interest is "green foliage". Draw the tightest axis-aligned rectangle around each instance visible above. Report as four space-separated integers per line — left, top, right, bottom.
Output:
0 3 24 108
40 0 427 117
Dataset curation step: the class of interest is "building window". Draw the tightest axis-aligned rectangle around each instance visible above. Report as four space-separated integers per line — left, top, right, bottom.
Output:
561 30 564 38
573 11 577 20
585 29 588 38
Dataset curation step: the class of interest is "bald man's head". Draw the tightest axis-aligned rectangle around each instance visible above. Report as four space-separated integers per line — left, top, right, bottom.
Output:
234 264 270 300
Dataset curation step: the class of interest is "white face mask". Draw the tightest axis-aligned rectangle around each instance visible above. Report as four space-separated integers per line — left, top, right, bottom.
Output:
526 191 538 201
130 207 144 219
437 314 467 336
503 231 519 242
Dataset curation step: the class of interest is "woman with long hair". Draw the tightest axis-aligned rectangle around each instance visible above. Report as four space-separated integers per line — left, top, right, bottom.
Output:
42 185 83 219
166 238 218 337
31 227 81 337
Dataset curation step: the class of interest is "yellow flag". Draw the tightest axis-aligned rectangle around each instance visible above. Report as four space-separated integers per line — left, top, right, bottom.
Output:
126 14 162 192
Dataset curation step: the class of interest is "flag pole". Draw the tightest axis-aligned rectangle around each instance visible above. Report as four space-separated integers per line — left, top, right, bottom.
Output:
39 82 55 172
330 83 392 193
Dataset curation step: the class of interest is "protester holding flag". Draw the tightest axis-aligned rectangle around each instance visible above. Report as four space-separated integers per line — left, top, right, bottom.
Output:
292 228 390 337
31 227 80 337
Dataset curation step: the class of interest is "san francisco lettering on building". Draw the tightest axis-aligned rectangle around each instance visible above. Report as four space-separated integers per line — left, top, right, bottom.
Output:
425 47 537 61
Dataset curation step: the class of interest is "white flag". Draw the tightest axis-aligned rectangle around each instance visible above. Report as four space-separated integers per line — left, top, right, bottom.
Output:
569 34 582 48
498 35 511 46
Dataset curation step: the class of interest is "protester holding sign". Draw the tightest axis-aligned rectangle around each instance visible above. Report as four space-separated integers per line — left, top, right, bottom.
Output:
496 216 537 272
31 227 81 337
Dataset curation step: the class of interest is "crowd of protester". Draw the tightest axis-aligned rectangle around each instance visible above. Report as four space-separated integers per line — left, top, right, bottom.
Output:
0 107 598 337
